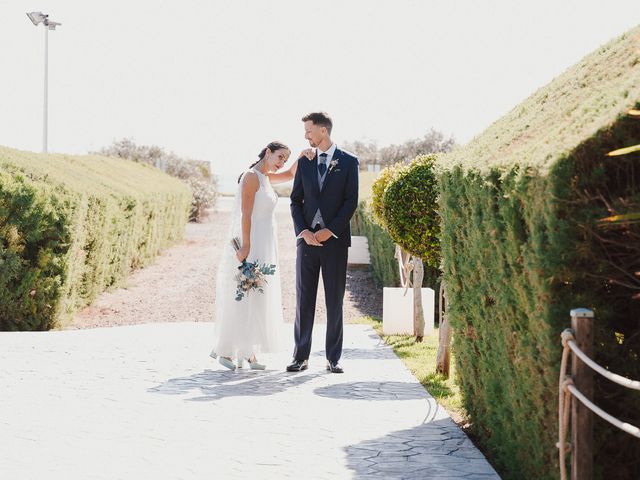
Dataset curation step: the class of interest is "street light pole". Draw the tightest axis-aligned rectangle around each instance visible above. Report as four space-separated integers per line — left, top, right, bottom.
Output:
43 24 48 153
26 12 61 154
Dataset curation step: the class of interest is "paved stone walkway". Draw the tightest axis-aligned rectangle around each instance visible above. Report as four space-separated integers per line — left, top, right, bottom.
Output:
0 323 499 479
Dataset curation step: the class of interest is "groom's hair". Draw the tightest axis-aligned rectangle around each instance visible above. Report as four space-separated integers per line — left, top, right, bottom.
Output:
302 112 333 135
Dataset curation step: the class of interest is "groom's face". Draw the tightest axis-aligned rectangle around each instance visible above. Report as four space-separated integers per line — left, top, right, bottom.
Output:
304 121 326 148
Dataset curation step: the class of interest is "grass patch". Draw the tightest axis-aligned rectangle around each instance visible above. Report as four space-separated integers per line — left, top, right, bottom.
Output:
354 315 465 419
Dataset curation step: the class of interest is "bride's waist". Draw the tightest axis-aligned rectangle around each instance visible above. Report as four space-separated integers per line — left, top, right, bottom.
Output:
250 215 275 224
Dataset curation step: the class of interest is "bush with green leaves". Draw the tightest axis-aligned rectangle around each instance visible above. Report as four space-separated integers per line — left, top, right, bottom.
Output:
0 146 191 331
437 26 640 479
381 154 440 268
365 155 443 293
370 162 402 227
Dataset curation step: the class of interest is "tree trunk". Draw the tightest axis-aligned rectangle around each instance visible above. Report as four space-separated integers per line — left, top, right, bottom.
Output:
412 257 425 342
395 245 412 289
436 281 451 377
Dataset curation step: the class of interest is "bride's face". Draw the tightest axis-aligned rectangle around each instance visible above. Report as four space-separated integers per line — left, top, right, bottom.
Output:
266 148 291 170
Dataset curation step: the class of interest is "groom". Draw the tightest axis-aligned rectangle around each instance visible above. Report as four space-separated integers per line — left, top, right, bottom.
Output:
288 112 359 374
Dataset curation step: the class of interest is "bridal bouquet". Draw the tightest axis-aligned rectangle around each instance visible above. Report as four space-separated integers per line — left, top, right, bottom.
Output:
231 237 276 301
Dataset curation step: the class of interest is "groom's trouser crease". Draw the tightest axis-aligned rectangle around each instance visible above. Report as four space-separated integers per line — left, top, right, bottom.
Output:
294 237 348 363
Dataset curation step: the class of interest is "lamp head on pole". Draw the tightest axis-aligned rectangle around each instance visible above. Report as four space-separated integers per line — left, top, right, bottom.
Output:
26 11 47 26
26 12 61 29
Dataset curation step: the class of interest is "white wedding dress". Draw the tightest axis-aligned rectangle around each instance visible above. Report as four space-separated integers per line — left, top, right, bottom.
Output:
211 168 284 359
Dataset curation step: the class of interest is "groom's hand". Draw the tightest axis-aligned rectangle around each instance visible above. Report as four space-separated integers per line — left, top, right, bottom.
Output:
314 228 334 243
301 230 323 247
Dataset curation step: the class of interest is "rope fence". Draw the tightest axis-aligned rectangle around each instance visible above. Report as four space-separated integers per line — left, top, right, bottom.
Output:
557 308 640 480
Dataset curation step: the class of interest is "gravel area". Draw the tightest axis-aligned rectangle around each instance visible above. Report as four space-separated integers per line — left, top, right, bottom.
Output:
69 198 382 329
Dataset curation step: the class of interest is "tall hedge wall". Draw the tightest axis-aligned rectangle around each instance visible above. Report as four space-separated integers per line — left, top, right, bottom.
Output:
438 27 640 479
0 146 191 331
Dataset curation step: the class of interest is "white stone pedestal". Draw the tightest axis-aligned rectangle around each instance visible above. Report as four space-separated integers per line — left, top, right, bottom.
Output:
383 287 435 336
347 235 371 266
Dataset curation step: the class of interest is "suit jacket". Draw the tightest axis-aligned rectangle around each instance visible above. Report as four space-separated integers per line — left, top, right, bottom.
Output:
290 147 359 247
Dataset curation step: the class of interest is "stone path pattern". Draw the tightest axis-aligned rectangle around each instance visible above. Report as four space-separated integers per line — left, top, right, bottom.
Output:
1 323 499 479
0 197 500 479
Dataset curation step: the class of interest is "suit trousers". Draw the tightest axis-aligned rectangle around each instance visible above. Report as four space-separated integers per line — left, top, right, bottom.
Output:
293 230 348 363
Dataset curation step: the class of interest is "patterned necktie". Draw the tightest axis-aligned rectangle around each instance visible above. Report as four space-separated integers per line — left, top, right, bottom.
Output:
318 153 328 176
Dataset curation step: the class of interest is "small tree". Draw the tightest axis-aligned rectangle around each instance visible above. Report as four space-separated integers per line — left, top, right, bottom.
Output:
372 155 440 341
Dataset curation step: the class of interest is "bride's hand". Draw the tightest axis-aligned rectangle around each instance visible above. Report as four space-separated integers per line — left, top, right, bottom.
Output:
298 148 315 160
236 244 250 263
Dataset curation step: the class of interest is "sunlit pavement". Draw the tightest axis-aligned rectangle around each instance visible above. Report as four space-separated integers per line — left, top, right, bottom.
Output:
0 323 499 479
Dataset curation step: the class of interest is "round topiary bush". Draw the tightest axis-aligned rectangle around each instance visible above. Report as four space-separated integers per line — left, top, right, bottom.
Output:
370 162 403 228
382 154 440 267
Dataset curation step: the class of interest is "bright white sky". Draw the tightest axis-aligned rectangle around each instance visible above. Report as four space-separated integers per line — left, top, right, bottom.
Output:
1 1 639 181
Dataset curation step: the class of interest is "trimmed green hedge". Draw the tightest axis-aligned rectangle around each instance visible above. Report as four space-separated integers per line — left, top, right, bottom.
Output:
0 146 191 331
438 27 640 479
351 201 399 288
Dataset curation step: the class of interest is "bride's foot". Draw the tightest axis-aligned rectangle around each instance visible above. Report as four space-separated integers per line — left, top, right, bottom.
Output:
218 356 236 371
247 356 266 370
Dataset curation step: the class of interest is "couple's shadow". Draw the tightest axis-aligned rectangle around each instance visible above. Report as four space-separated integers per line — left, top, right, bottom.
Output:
148 367 321 402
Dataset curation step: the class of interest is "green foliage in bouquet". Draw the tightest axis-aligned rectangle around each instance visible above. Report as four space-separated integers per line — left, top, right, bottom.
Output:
0 146 191 330
234 261 276 301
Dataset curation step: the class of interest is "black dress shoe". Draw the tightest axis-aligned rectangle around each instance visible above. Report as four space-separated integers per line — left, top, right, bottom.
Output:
286 359 308 372
326 361 344 374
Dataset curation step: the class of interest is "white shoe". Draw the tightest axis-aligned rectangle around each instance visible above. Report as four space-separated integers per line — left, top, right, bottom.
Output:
248 359 266 370
218 357 236 371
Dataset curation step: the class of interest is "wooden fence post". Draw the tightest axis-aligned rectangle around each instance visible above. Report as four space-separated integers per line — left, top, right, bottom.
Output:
412 257 425 342
436 281 451 376
570 308 594 480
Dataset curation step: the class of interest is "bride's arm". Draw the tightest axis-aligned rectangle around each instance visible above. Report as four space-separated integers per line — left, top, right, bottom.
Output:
266 149 315 184
266 160 298 185
237 172 259 262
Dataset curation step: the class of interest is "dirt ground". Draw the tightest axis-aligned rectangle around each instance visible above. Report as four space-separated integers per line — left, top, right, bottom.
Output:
69 198 382 329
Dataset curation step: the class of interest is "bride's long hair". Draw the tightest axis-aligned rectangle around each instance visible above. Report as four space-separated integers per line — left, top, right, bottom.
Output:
238 141 290 183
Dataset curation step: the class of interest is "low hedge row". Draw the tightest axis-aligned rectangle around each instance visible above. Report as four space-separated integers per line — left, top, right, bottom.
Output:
351 201 399 288
0 146 191 331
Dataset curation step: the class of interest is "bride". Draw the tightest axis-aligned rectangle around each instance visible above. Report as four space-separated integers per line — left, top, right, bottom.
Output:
210 141 314 370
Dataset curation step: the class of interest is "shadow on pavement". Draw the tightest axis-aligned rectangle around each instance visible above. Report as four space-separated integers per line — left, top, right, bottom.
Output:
344 418 499 479
148 369 322 401
313 381 429 401
312 346 398 361
345 268 383 320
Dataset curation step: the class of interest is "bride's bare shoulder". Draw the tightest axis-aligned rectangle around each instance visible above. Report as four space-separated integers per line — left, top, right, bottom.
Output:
240 170 260 191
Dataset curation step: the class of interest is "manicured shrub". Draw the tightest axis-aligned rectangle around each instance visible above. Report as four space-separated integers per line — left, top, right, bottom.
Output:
370 163 402 228
0 146 191 330
438 26 640 479
382 154 440 268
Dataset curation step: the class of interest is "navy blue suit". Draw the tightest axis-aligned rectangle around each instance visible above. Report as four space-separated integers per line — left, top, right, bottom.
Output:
290 148 359 363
